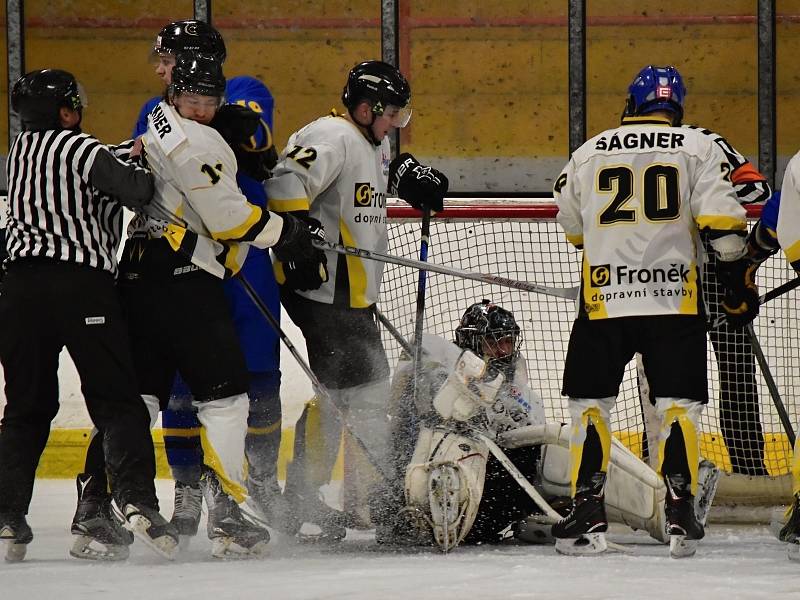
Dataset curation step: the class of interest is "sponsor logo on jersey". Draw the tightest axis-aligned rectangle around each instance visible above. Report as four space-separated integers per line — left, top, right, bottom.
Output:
589 264 611 287
353 182 386 209
589 263 690 287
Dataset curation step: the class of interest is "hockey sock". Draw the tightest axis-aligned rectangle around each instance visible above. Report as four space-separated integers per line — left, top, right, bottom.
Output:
162 402 203 487
285 398 342 497
655 397 701 495
792 432 800 497
567 398 613 496
194 394 250 503
245 374 283 476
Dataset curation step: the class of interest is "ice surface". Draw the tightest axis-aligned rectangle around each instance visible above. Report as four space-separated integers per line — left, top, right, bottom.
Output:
3 480 798 600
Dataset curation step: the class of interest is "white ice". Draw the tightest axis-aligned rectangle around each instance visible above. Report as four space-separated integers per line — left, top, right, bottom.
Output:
2 479 797 600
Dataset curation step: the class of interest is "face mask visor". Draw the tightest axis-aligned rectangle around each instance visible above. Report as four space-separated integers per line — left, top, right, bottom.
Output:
384 104 412 128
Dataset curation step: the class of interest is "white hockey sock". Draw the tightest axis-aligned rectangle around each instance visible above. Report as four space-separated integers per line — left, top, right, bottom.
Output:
194 394 250 503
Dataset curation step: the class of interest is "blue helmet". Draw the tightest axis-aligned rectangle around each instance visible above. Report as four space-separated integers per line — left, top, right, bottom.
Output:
623 65 686 124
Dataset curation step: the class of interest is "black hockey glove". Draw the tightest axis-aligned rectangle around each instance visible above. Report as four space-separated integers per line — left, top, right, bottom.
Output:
210 104 260 146
232 144 278 182
716 257 760 329
388 153 448 213
272 214 329 291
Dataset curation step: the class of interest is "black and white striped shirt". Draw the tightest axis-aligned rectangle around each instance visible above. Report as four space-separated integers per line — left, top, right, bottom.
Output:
4 130 152 275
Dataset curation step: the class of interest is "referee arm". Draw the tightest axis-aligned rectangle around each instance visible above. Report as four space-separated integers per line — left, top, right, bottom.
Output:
89 147 154 210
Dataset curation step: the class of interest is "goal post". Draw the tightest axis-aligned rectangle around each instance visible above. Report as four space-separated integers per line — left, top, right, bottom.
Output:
379 199 799 508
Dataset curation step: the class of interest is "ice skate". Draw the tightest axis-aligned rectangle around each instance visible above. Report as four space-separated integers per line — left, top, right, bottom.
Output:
694 459 721 526
70 474 133 561
0 513 33 563
664 474 704 559
283 484 356 544
203 469 270 559
120 502 179 560
171 481 203 550
552 473 608 556
247 469 298 535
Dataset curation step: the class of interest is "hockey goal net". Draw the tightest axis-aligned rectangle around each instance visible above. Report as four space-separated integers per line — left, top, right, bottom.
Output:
379 200 799 508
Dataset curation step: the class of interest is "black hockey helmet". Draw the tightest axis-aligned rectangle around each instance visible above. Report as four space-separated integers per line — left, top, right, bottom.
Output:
11 69 85 131
169 51 226 101
342 60 411 116
454 299 521 369
153 19 227 63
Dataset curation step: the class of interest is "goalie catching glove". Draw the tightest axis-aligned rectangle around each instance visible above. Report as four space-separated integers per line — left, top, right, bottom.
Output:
716 256 760 329
272 214 329 291
388 153 449 213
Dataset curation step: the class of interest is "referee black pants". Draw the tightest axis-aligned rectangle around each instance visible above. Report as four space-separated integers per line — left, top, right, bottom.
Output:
0 258 158 514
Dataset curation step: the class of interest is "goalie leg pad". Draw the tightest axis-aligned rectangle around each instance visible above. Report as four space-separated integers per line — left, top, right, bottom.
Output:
194 393 250 504
655 397 702 495
568 397 614 495
404 427 489 551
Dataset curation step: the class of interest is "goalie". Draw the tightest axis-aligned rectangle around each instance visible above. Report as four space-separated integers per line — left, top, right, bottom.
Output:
382 300 719 551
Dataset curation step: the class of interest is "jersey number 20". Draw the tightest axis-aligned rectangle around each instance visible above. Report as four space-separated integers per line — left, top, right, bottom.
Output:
597 164 680 225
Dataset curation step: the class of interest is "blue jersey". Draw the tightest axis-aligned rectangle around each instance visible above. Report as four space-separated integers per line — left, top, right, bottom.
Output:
134 76 280 374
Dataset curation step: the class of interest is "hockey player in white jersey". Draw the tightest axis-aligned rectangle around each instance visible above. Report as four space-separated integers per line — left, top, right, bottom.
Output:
552 65 753 558
82 52 324 560
383 300 718 551
264 60 448 539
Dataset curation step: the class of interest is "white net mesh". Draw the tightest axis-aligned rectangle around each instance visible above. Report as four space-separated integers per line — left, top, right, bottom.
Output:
379 200 799 506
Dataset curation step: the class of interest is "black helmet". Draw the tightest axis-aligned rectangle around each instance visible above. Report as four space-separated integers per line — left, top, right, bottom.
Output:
169 51 226 100
153 20 226 63
454 299 521 369
341 60 411 115
11 69 85 131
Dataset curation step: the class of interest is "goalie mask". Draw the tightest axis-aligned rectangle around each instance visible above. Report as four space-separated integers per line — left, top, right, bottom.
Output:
454 299 521 371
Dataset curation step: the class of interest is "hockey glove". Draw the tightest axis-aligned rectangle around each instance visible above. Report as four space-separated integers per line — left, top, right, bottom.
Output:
716 257 760 329
210 104 260 146
232 144 278 182
388 153 448 213
272 214 329 291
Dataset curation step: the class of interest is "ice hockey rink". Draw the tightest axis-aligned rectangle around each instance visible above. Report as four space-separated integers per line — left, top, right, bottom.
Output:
2 478 797 600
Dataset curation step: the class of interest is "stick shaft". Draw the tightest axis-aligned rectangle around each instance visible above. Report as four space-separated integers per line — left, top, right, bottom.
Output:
313 239 579 300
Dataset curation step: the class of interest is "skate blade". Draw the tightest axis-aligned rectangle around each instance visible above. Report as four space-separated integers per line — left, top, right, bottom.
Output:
69 535 129 561
670 535 698 558
125 514 178 561
4 541 27 563
211 537 269 559
555 533 607 556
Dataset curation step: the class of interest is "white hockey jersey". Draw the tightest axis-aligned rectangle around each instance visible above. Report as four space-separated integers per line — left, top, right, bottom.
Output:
133 101 283 278
265 112 391 307
555 115 747 319
776 151 800 270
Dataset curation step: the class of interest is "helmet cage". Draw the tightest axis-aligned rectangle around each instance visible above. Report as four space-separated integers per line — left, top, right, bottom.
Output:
454 300 521 368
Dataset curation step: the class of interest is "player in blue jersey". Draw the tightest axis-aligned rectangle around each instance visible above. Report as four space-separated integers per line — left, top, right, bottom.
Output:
69 20 286 560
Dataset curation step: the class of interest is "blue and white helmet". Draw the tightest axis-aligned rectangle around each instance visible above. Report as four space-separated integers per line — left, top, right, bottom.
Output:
623 65 686 124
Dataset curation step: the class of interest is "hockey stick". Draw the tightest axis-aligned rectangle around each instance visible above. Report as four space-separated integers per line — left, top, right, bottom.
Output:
744 322 796 447
236 275 393 481
711 276 800 329
412 210 432 421
313 239 580 300
469 428 634 554
375 308 415 357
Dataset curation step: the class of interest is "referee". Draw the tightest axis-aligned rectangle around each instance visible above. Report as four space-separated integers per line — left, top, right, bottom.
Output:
0 69 177 561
